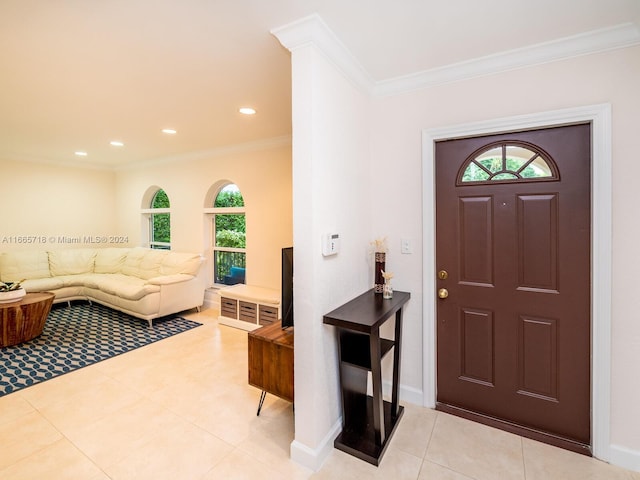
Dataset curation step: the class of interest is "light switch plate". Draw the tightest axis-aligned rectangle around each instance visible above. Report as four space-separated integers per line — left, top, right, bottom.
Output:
401 238 412 254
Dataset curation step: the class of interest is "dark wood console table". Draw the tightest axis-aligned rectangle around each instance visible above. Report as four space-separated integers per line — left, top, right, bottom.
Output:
248 321 294 415
323 288 410 466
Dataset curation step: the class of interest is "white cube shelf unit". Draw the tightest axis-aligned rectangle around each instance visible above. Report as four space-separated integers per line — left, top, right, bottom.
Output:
218 284 280 331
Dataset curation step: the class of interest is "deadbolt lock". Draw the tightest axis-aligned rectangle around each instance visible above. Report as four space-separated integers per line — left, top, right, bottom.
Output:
438 270 448 280
438 288 449 299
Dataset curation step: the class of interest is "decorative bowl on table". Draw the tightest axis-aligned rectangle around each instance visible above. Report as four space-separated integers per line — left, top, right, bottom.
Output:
0 281 26 303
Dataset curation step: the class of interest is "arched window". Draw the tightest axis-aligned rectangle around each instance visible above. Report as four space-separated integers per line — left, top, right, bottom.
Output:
210 184 246 285
148 188 171 249
457 141 559 185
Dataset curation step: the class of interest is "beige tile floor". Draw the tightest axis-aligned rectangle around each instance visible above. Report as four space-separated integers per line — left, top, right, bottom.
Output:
1 307 639 480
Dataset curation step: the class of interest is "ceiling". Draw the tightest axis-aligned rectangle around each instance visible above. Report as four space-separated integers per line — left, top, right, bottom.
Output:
1 0 638 169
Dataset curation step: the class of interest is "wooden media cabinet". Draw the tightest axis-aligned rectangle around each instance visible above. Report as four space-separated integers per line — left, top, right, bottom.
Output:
248 320 294 415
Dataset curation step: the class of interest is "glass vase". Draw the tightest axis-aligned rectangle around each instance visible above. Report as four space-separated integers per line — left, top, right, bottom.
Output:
383 281 393 299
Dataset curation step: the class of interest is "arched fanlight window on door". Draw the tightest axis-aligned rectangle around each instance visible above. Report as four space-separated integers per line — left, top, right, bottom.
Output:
457 141 559 186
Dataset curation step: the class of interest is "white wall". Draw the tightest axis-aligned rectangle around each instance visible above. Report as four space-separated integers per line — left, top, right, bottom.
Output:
0 159 117 251
278 13 640 472
0 142 292 293
286 44 373 469
370 46 640 468
114 142 292 290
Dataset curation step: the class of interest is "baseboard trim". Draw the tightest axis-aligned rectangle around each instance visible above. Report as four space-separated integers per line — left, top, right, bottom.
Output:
609 444 640 473
202 289 220 311
217 316 260 331
380 379 423 406
290 418 342 472
290 383 421 471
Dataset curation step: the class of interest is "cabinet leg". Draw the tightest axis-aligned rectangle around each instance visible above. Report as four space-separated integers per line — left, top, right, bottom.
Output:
257 391 267 416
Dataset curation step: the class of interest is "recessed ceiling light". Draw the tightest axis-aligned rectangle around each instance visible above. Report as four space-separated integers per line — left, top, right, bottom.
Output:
110 140 124 147
239 107 256 115
162 128 177 135
74 151 88 157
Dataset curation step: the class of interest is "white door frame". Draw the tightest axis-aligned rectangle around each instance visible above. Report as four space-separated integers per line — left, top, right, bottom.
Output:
422 104 612 461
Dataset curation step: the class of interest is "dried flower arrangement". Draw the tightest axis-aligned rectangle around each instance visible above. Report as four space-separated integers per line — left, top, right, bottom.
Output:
370 237 388 253
381 270 394 283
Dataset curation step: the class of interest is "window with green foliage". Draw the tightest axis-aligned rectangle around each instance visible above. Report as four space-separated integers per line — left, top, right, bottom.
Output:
212 184 246 285
150 189 171 250
459 142 558 185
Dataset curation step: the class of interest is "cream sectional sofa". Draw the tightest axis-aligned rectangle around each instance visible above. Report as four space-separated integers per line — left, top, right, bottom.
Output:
0 247 206 326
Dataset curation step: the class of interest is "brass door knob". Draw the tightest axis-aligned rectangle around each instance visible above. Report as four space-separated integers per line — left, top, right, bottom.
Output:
438 288 449 299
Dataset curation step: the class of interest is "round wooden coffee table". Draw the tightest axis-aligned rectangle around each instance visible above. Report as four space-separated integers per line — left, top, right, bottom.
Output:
0 292 55 347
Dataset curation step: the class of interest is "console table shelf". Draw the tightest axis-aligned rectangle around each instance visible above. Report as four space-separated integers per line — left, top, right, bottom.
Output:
339 332 395 370
336 396 399 463
324 289 410 466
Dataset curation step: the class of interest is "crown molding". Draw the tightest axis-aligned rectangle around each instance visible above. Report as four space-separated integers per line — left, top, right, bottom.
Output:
0 151 114 171
273 15 640 98
375 22 640 96
271 13 376 94
0 135 292 172
115 135 292 171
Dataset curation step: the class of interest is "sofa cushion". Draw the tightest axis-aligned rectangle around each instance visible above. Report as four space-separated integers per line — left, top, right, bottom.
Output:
21 277 65 292
120 247 147 278
87 273 160 300
120 248 144 277
160 252 202 276
0 251 51 282
146 273 194 285
55 274 95 287
49 249 96 276
219 284 280 305
81 273 107 290
94 248 130 274
138 249 169 280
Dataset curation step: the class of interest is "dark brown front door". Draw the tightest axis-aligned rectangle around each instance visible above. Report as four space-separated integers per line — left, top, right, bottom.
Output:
435 124 591 453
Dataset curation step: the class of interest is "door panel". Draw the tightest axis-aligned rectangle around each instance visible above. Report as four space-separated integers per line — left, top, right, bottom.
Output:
459 307 494 386
517 194 559 292
435 124 591 452
517 314 558 401
459 197 494 286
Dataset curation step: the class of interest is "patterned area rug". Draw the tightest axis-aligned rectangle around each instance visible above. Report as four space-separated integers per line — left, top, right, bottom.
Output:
0 303 201 397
